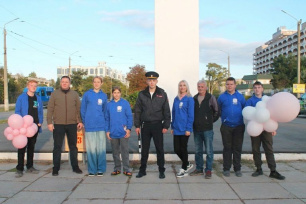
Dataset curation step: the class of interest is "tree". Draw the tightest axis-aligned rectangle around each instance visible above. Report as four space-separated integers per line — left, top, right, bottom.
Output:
205 63 228 94
126 64 147 94
70 70 88 95
28 72 37 78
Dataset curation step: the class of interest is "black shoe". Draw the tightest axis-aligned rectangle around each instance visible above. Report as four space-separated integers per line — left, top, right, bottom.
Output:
136 172 146 178
159 172 165 179
252 169 263 177
269 171 285 180
73 167 83 174
52 170 59 176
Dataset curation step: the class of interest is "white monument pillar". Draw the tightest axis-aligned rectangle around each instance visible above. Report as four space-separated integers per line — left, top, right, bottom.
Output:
155 0 199 107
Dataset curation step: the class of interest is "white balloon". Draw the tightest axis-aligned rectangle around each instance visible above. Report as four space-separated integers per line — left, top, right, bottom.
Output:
242 106 256 121
256 101 266 109
255 108 270 123
262 95 270 103
263 119 278 132
247 120 264 137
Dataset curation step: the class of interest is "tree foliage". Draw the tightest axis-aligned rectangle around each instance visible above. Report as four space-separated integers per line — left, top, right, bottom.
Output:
70 70 88 95
126 64 147 94
205 63 228 94
28 72 37 78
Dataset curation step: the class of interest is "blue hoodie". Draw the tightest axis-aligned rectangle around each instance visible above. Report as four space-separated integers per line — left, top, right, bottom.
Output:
171 95 194 135
246 94 261 107
217 90 246 127
15 92 44 133
105 98 133 139
81 89 107 132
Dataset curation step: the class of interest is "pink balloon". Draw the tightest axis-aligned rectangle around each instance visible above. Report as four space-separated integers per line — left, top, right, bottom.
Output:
26 126 36 138
12 129 20 136
266 92 300 123
247 120 264 137
8 114 24 129
23 124 28 128
20 128 27 135
23 115 34 127
31 123 38 133
12 135 28 149
6 134 14 141
263 119 278 133
4 127 13 135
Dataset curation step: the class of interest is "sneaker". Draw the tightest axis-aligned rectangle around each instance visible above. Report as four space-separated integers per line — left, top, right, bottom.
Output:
15 170 23 178
97 173 103 177
205 170 212 179
269 171 285 180
189 169 204 176
252 169 263 177
52 170 59 176
176 169 188 178
223 170 230 177
26 167 39 174
235 171 242 177
73 167 83 174
186 162 194 172
88 173 95 177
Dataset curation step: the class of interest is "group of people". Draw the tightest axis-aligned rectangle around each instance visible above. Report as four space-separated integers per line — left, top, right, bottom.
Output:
14 71 285 181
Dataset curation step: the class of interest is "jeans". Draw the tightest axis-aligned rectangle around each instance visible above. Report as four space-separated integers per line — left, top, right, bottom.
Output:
194 130 214 172
53 124 79 171
16 132 38 171
220 124 245 171
110 137 130 172
251 131 276 171
85 131 107 174
174 135 190 170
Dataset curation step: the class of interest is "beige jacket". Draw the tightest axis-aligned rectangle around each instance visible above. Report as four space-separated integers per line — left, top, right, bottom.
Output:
47 89 81 125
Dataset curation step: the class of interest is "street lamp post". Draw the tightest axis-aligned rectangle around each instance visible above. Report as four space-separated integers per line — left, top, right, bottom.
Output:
68 51 78 77
3 18 19 111
281 10 302 98
220 50 230 77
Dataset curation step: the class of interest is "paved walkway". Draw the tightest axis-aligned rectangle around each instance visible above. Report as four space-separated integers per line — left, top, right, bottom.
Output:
0 160 305 204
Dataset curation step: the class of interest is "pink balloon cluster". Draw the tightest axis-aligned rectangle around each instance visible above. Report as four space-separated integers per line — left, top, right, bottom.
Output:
243 92 300 137
3 114 38 149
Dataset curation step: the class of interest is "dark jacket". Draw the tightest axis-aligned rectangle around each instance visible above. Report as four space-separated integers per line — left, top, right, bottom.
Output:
193 92 219 131
134 86 171 129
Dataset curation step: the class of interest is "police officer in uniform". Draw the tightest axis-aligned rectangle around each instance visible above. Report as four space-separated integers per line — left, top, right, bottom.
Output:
134 71 171 179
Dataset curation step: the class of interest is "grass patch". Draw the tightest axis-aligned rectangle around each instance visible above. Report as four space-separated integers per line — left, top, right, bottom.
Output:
0 119 8 124
0 107 15 112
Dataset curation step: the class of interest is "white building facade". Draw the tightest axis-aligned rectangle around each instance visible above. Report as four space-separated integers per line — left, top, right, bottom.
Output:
253 22 306 74
57 61 127 83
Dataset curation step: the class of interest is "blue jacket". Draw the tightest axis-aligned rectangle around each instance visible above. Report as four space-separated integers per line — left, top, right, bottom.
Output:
171 95 194 135
217 90 246 127
81 89 107 132
15 92 43 133
246 94 261 107
105 98 133 139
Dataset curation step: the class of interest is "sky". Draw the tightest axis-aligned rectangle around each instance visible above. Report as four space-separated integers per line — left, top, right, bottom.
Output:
1 0 306 81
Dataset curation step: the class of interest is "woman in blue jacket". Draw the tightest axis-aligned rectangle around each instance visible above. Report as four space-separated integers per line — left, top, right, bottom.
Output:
171 80 194 178
105 86 133 177
81 76 107 176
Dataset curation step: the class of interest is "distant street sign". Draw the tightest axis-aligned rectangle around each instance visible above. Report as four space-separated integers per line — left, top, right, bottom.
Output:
293 84 305 93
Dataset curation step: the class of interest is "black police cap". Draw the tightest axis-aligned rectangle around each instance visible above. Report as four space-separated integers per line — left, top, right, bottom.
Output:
145 71 159 79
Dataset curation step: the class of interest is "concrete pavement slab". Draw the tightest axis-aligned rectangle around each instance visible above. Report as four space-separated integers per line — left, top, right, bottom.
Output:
0 198 6 203
267 170 306 182
289 162 306 172
183 201 243 204
3 191 71 204
0 181 30 197
243 199 304 204
231 183 294 199
126 183 181 200
261 162 296 172
69 183 128 199
0 163 16 171
176 174 224 183
43 170 86 179
63 199 124 204
129 172 177 184
25 177 81 192
280 183 306 199
125 200 183 204
215 162 254 173
142 163 174 172
82 173 129 184
0 171 47 182
0 171 6 175
222 173 272 183
179 183 239 200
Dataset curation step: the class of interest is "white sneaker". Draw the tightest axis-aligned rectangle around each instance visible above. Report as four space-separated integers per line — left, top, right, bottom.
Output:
176 169 188 178
186 162 194 172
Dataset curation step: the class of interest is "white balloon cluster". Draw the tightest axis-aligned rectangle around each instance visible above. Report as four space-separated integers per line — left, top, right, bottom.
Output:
243 92 300 137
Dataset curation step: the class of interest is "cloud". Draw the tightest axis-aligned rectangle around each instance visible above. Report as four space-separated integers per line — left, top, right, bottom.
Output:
98 10 154 31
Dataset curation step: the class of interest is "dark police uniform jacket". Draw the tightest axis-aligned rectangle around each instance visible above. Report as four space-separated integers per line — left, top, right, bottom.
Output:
134 86 171 129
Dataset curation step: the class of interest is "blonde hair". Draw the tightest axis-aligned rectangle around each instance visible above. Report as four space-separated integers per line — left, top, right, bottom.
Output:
177 80 192 97
93 76 103 83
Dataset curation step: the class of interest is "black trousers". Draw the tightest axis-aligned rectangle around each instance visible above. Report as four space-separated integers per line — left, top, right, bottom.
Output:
174 135 190 170
16 132 38 171
140 122 165 173
251 131 276 171
53 124 79 171
220 124 245 171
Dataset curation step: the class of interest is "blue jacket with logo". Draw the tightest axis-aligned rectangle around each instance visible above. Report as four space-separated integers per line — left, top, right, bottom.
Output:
81 89 107 132
171 95 194 135
217 90 246 127
15 92 43 133
105 98 133 139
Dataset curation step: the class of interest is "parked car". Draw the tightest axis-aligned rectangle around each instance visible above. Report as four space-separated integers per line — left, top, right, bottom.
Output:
299 93 306 115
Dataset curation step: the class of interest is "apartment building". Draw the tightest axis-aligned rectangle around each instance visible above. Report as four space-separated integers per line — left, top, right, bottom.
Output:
57 61 127 83
253 22 306 74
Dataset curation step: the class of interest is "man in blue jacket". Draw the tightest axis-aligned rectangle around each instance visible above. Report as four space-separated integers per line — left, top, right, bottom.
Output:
15 80 43 178
218 77 245 177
